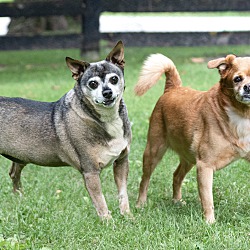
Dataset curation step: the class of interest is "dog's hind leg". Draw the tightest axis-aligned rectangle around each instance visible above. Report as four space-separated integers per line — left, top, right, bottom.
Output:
9 162 25 193
172 160 193 205
136 131 168 208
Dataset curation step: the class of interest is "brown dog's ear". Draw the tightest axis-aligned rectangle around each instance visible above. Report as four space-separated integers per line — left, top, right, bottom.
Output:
106 40 125 70
207 57 226 69
207 54 236 76
65 57 90 80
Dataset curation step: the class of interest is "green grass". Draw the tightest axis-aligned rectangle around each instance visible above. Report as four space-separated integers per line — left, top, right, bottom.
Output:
0 44 250 249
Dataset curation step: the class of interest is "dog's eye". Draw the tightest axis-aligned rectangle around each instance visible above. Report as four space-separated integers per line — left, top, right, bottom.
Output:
234 76 243 83
110 76 118 85
88 80 99 89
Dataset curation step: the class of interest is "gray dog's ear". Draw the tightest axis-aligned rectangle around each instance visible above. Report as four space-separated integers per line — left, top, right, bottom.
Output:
106 40 125 70
65 57 90 80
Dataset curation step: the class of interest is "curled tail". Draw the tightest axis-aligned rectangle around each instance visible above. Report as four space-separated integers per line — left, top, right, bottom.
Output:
134 54 182 96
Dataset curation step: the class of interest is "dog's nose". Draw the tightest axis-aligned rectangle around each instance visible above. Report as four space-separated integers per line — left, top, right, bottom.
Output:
243 84 250 94
102 88 113 99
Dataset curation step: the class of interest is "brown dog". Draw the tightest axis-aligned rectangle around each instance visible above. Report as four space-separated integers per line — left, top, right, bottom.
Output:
134 53 250 223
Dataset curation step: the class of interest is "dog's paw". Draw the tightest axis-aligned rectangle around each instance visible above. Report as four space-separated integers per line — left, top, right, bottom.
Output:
13 189 23 197
120 207 130 215
122 211 135 221
172 198 186 206
120 208 135 220
135 199 147 209
119 200 130 216
205 215 216 224
100 210 112 221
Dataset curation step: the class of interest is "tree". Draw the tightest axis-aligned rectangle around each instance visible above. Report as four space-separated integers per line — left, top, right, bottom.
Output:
8 0 68 35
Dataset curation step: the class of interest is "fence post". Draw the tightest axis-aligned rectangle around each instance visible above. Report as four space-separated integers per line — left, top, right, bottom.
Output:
81 0 101 59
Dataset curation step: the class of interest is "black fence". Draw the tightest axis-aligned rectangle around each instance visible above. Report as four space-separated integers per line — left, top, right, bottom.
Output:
0 0 250 54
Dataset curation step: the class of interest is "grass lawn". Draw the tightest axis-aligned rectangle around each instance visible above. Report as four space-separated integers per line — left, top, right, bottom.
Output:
0 44 250 249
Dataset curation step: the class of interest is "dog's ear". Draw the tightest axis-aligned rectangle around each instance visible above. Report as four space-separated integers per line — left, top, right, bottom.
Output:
106 41 125 70
207 54 236 77
65 57 90 80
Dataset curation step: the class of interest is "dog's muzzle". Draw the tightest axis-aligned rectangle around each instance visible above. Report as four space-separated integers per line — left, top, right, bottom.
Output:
95 88 118 107
102 88 113 99
237 83 250 104
102 88 116 106
243 84 250 95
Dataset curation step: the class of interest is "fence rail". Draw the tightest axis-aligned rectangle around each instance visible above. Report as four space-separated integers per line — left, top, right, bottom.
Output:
0 0 250 54
0 1 83 17
102 0 250 12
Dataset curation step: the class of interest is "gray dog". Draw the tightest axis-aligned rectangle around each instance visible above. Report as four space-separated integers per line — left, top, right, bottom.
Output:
0 41 131 219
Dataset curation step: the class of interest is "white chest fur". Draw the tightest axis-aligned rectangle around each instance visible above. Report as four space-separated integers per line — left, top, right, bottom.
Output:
98 116 128 167
227 108 250 155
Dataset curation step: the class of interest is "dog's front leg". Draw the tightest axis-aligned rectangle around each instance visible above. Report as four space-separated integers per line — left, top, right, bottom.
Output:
83 171 111 219
113 153 130 216
196 164 215 223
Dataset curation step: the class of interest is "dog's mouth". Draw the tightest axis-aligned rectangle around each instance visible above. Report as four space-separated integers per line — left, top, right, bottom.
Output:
102 98 116 106
95 97 117 107
242 94 250 104
243 94 250 99
236 93 250 104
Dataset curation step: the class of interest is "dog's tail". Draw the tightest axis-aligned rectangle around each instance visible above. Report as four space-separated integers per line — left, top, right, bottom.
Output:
134 54 182 96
